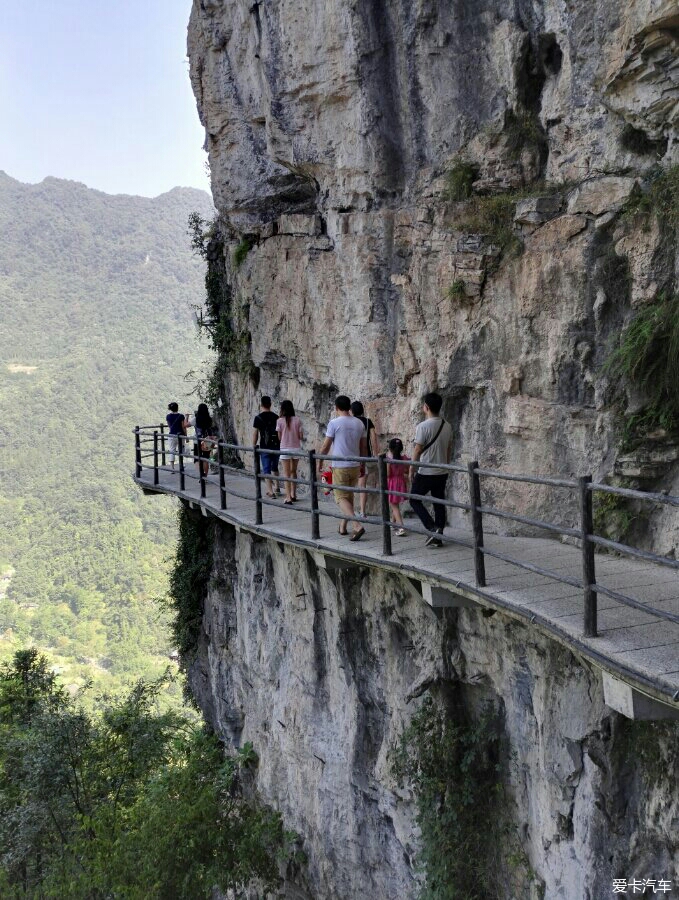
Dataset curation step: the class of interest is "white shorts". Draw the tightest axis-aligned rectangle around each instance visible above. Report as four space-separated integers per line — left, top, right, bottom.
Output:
168 434 181 460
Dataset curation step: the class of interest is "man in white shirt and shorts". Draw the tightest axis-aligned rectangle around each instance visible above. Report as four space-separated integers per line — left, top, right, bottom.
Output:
318 395 368 540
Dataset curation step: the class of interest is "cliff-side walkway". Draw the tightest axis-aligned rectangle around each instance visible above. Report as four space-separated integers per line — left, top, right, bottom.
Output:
134 432 679 718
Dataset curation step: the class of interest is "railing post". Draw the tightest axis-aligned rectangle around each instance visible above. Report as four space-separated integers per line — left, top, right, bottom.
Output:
378 453 392 557
309 450 320 540
134 426 142 478
160 424 166 467
467 461 486 587
579 475 597 637
199 441 207 498
253 448 263 525
153 430 159 486
218 441 227 510
178 434 185 491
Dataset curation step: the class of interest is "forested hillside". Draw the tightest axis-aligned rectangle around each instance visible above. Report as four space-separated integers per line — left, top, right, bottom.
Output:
0 172 213 693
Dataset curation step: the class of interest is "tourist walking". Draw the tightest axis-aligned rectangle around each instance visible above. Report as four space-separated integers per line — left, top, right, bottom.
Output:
191 403 215 477
318 395 368 540
387 437 410 536
276 400 303 504
409 392 453 547
350 400 379 519
166 402 186 472
252 395 280 498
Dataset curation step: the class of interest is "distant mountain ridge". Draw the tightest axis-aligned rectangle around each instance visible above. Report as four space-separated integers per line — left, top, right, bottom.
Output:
0 171 211 206
0 172 214 691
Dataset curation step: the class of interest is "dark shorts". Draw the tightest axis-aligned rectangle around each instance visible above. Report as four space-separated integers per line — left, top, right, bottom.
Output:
260 451 279 475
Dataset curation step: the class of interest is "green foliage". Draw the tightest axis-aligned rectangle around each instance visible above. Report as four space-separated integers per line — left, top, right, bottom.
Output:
457 192 524 258
624 165 679 233
592 490 636 543
189 217 256 405
187 210 217 259
233 236 255 268
613 717 679 790
444 162 478 201
447 280 467 301
391 695 512 899
504 109 545 160
623 407 679 445
0 173 214 694
609 166 679 440
0 650 287 899
604 293 679 436
165 505 214 673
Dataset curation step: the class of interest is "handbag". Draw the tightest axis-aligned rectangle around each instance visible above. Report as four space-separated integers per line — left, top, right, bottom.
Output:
321 469 333 495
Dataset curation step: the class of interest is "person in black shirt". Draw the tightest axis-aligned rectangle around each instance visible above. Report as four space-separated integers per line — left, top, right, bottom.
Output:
251 395 281 498
191 403 216 477
351 400 379 518
166 402 186 472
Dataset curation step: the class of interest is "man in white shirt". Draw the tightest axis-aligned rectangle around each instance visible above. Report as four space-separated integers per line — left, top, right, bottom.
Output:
410 392 453 547
318 395 368 540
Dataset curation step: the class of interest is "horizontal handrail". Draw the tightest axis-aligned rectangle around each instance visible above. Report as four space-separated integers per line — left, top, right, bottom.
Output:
478 505 581 539
592 582 679 626
588 534 679 570
134 425 679 643
589 481 679 508
480 545 583 590
476 468 578 489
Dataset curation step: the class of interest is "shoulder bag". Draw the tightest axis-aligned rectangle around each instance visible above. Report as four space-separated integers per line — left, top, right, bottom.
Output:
419 418 446 454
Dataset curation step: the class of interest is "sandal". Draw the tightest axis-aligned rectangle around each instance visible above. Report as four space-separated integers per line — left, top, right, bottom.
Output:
284 499 293 505
338 525 348 536
349 527 365 542
395 528 406 537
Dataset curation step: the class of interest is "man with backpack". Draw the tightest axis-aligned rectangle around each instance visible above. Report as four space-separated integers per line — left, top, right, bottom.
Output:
252 396 280 498
409 392 453 547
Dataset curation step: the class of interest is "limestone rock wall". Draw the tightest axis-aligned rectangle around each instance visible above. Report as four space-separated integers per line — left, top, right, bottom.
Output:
189 0 679 531
188 520 679 899
184 1 679 895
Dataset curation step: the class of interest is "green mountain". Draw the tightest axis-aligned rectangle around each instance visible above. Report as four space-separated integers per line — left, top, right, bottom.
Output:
0 172 213 692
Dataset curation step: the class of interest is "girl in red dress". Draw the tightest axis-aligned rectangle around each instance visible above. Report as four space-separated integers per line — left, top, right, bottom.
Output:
387 438 410 536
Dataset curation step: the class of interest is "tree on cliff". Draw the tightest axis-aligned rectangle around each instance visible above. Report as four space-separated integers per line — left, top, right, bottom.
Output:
0 649 287 899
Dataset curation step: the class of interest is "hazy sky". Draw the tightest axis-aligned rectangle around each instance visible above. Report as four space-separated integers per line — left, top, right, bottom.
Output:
0 0 209 197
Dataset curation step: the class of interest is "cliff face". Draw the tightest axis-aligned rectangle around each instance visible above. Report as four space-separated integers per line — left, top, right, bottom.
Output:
188 520 679 899
188 0 679 524
185 1 679 895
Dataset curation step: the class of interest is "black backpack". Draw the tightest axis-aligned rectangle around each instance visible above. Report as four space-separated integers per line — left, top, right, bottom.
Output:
260 413 280 451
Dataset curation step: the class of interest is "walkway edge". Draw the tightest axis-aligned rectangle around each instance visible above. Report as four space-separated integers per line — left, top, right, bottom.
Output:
135 475 679 712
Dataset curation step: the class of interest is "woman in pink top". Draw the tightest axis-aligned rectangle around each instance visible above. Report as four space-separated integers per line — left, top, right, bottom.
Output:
276 400 304 504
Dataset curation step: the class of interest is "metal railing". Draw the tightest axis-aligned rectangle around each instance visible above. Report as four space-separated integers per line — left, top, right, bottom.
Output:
134 425 679 641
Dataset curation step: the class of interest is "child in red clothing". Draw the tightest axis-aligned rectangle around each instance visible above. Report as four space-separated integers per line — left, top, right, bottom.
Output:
387 438 410 536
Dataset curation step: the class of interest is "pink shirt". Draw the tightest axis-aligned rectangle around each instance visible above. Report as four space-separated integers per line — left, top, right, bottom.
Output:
276 415 303 450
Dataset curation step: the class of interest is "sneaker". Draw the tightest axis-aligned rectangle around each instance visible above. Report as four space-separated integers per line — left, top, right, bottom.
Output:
425 529 444 548
395 528 406 537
